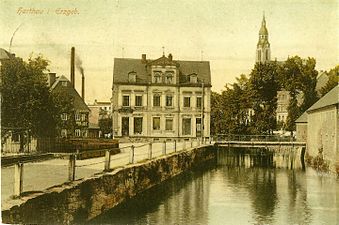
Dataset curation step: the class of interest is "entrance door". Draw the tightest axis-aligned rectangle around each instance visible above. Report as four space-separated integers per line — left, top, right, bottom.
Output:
122 117 129 136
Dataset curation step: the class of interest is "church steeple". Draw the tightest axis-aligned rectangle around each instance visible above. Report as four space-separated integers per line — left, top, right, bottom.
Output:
256 12 271 63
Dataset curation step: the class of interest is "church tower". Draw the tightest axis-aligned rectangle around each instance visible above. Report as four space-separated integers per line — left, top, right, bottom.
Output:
256 13 271 63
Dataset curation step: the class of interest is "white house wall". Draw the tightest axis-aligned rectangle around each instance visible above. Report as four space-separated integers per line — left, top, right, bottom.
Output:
307 105 338 172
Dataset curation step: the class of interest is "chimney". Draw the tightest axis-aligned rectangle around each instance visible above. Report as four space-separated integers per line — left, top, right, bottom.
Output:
47 72 56 87
141 54 146 63
71 47 75 88
168 53 173 61
81 73 85 100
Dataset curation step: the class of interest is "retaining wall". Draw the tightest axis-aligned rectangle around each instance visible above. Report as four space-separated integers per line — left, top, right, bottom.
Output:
2 145 215 224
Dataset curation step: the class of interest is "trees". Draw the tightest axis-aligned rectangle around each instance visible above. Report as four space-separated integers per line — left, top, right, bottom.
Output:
1 54 58 138
320 65 339 97
278 56 319 132
248 62 279 134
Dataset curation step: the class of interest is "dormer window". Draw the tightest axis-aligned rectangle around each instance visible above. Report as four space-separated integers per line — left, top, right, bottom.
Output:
190 74 197 83
128 72 137 83
154 71 162 83
62 81 68 86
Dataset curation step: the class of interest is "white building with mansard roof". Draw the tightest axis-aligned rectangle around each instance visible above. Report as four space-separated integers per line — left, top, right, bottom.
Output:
111 53 211 141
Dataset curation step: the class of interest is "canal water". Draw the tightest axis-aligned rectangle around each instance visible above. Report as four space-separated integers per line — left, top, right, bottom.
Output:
89 148 339 225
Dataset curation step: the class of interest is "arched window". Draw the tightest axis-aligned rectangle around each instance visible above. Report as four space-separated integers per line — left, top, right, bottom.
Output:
257 50 261 61
266 49 269 60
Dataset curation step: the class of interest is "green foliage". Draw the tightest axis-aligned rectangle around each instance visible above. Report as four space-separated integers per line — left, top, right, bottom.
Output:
210 55 320 135
320 65 339 97
210 74 252 135
278 56 319 113
0 54 57 137
285 92 299 132
98 117 112 135
249 62 279 134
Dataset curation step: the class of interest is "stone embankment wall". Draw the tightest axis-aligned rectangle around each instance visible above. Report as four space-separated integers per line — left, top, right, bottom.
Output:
2 146 215 224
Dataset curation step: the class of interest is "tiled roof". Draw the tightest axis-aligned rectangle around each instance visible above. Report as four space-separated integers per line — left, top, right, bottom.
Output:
295 112 307 123
307 85 338 112
50 75 89 112
113 56 211 86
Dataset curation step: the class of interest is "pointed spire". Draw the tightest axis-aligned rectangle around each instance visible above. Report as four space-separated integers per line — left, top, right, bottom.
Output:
162 46 165 56
259 11 268 35
262 11 266 26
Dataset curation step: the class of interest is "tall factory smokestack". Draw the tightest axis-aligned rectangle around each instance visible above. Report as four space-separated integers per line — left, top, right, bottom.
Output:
71 47 75 87
82 74 85 100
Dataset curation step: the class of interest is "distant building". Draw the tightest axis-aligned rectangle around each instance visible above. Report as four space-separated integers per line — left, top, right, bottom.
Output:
296 86 338 173
49 74 90 138
254 15 327 126
88 100 112 138
295 112 307 142
256 14 271 64
111 53 211 141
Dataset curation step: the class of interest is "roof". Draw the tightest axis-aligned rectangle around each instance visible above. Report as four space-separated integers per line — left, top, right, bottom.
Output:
295 112 307 123
315 72 329 93
113 55 211 86
259 16 268 35
0 48 13 60
50 75 90 112
307 85 338 112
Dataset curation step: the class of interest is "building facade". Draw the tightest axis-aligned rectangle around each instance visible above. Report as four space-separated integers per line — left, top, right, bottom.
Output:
49 74 90 138
88 100 112 138
112 54 211 141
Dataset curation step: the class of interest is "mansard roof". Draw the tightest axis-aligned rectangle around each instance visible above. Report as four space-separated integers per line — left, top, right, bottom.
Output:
113 55 211 86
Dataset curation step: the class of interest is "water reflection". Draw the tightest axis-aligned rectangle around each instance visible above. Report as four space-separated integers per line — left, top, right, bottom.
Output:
89 147 338 225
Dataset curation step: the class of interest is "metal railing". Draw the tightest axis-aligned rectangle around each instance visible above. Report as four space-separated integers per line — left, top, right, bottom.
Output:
214 134 295 142
5 138 212 199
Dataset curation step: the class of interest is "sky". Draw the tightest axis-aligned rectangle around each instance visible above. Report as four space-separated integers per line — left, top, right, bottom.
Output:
1 0 338 103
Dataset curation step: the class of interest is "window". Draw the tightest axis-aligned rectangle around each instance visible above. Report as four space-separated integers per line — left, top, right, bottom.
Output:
166 95 173 107
61 81 67 86
165 72 173 84
184 97 191 107
266 49 269 60
61 129 67 137
153 94 161 107
11 133 20 142
134 117 143 134
258 50 261 61
122 95 130 107
153 117 160 130
81 113 87 121
154 71 162 83
196 97 202 108
61 113 68 121
182 118 191 135
165 118 173 131
75 129 81 137
135 95 143 107
190 75 197 83
128 72 136 82
75 113 81 121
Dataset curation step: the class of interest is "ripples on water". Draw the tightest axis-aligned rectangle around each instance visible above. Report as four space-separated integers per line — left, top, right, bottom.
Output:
89 147 339 225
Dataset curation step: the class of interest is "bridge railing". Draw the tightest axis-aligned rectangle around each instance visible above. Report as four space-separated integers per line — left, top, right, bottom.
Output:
4 138 212 200
214 134 295 142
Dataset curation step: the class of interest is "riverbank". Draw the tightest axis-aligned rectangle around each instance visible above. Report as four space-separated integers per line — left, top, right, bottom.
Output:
2 145 215 224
